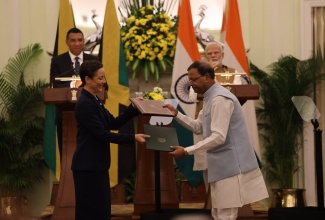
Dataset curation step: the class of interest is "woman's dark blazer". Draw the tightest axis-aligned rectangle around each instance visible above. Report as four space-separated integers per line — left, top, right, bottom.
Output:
71 89 139 171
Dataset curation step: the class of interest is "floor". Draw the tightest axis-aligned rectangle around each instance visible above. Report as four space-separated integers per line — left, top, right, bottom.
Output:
39 202 268 220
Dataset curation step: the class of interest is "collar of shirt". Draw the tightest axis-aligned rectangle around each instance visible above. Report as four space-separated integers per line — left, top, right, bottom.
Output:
69 51 84 64
204 83 218 99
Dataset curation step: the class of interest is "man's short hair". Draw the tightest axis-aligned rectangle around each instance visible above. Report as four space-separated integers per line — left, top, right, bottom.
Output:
66 27 84 39
187 60 215 79
204 41 224 53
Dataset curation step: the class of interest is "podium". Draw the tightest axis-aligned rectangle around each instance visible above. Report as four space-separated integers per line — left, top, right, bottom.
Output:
133 84 260 219
43 87 106 220
133 115 179 216
226 84 259 105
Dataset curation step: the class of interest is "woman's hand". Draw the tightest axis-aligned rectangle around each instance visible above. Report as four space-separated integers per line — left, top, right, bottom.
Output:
131 96 144 108
135 134 150 143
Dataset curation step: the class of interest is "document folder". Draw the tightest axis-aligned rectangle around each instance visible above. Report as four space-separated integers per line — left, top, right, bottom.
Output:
144 124 179 152
130 98 175 117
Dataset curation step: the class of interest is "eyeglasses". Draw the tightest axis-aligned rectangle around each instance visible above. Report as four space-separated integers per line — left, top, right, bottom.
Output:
188 75 203 84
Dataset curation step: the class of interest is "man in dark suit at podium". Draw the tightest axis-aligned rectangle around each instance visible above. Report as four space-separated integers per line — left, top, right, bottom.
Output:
50 27 99 156
50 27 99 88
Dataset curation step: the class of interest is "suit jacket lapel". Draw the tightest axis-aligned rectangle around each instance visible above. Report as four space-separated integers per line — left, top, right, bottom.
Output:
95 96 110 126
62 52 73 69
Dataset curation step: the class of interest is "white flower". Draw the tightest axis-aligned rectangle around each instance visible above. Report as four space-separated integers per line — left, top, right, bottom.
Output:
153 87 163 94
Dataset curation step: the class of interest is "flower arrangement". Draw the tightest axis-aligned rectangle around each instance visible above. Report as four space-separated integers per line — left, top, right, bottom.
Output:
119 0 179 82
143 87 165 100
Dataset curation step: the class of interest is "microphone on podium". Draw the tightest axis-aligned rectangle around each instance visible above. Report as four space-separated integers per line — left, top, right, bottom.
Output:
51 63 76 88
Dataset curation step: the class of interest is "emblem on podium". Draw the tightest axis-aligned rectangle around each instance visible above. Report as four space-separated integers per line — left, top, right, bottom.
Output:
67 88 81 103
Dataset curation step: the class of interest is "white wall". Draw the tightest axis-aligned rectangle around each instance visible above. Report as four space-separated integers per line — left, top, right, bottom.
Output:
240 0 302 68
0 0 59 217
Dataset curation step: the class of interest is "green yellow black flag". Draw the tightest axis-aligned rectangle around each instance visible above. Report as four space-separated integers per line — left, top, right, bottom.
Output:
43 0 75 181
98 0 135 187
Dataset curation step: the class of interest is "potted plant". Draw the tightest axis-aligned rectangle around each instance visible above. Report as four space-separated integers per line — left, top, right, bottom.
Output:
250 50 325 207
0 43 48 218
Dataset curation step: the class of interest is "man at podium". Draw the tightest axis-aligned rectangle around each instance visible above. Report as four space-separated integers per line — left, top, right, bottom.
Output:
166 61 268 220
191 41 250 119
50 27 99 88
49 27 100 156
204 41 250 85
71 60 149 220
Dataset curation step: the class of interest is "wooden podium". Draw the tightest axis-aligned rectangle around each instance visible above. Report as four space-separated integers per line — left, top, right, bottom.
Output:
133 115 179 216
132 84 260 218
43 88 106 220
225 84 259 105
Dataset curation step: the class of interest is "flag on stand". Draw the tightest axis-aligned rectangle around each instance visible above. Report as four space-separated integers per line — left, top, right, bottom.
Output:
98 0 135 187
53 0 75 58
222 0 249 74
170 0 203 187
221 0 261 158
43 0 75 181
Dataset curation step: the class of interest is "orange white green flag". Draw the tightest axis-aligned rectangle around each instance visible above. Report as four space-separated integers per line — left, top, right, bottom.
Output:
170 0 204 186
222 0 249 75
171 0 200 119
222 0 261 158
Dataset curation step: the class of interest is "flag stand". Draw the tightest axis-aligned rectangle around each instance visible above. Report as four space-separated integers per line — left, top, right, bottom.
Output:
311 119 324 208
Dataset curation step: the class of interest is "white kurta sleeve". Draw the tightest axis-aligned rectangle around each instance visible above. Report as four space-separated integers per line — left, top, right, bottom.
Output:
176 96 234 155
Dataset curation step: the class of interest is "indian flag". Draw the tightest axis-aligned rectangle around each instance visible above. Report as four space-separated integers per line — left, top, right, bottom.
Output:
170 0 203 187
99 0 135 187
43 0 75 181
222 0 261 158
222 0 249 75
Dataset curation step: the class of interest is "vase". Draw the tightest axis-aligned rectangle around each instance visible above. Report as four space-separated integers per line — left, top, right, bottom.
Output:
271 188 306 208
0 196 28 218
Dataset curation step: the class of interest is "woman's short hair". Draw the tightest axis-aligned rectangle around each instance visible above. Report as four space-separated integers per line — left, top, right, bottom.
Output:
79 60 103 84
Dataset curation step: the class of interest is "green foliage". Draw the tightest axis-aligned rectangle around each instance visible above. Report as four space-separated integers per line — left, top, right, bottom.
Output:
0 43 48 196
174 164 185 199
123 172 136 203
250 49 325 189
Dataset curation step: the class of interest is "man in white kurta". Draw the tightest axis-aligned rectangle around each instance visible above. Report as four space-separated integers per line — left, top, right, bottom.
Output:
167 61 268 220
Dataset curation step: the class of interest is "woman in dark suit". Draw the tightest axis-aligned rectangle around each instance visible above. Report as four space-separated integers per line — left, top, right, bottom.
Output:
71 60 149 220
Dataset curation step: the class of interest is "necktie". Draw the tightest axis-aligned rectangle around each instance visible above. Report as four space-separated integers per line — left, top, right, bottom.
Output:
75 57 80 76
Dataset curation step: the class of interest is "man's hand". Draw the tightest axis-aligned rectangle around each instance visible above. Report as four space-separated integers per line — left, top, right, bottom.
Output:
209 60 219 72
163 104 178 116
135 134 150 143
169 146 188 158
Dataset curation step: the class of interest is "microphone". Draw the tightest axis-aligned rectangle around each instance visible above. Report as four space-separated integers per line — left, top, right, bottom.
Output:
51 63 76 88
222 65 228 73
